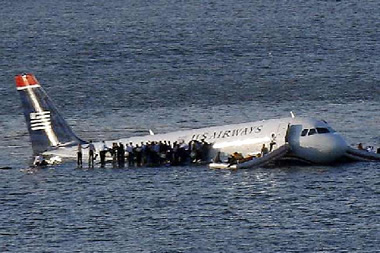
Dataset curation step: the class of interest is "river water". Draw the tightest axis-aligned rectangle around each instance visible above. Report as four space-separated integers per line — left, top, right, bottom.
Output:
0 0 379 252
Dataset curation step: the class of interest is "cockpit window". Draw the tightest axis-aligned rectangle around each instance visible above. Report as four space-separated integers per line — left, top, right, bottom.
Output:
316 128 330 134
327 127 336 133
301 127 333 137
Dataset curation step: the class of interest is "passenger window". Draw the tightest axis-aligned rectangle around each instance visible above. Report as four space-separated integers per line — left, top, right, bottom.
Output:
301 129 308 136
308 129 317 136
316 128 330 134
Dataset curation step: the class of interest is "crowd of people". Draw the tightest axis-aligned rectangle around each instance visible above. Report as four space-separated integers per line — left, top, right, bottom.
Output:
224 143 271 165
78 139 212 168
357 143 380 153
34 137 275 168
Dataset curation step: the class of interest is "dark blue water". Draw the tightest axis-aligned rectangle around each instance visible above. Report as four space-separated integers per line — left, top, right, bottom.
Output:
0 0 379 252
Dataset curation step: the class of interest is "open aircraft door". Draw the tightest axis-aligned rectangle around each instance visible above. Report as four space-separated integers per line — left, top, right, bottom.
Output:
287 124 303 150
276 123 289 146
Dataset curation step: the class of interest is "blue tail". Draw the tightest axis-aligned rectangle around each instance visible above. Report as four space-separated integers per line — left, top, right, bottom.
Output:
15 73 85 155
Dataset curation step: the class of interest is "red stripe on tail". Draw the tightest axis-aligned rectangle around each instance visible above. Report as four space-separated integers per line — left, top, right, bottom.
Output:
15 73 39 88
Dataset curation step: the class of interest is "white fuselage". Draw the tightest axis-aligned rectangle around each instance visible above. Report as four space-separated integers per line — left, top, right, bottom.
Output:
45 117 348 164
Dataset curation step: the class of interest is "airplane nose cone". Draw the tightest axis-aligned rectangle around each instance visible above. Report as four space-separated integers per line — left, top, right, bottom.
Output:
325 134 348 162
291 133 348 164
310 134 348 164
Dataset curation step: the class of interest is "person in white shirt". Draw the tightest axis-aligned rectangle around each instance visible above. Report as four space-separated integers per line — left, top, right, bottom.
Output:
99 141 108 167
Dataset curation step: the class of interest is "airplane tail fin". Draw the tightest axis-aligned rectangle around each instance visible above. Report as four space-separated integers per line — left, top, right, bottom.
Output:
15 73 86 155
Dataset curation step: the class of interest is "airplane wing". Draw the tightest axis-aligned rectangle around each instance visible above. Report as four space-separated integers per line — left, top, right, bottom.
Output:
344 147 380 162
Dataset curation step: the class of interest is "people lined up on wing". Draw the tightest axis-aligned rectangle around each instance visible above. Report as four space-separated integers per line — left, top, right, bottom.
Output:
357 143 379 153
78 139 212 168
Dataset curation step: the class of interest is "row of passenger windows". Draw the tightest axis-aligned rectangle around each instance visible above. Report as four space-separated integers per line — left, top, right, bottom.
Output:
301 127 331 136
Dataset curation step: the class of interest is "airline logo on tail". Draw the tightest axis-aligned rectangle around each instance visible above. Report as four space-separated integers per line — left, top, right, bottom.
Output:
30 111 51 131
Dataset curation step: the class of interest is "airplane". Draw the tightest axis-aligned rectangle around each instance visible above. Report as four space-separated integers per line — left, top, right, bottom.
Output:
14 73 380 167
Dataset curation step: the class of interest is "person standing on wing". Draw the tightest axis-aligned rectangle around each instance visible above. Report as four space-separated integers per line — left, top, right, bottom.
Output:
77 143 83 168
99 141 109 168
270 133 277 152
261 144 269 156
83 140 96 168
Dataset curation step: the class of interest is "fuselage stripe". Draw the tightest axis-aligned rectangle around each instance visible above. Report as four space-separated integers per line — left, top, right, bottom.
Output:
16 84 41 91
